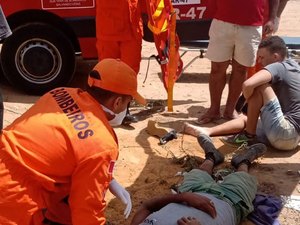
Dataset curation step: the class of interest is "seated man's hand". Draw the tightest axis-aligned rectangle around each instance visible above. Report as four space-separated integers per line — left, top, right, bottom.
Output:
182 193 216 218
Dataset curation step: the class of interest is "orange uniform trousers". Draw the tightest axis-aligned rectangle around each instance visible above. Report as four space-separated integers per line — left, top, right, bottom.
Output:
97 38 142 74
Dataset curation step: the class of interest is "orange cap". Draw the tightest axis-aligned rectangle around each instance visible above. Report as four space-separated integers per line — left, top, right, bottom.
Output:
88 58 146 105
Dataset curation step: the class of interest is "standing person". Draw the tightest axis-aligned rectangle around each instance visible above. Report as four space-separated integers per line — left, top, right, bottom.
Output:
0 5 12 130
130 134 267 225
236 0 289 111
185 36 300 151
0 59 146 225
95 0 144 125
197 0 279 124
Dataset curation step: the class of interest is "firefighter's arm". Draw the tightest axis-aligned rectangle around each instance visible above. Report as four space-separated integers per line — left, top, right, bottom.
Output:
68 152 114 225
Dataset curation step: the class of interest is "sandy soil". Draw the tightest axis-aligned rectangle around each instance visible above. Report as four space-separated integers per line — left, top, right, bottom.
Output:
1 1 300 224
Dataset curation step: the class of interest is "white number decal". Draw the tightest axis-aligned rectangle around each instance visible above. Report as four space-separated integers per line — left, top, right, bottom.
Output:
174 8 181 20
185 7 196 20
174 6 207 20
196 7 206 19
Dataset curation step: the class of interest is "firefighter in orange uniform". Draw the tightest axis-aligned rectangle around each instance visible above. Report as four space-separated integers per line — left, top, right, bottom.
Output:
0 59 146 225
95 0 144 124
95 0 143 73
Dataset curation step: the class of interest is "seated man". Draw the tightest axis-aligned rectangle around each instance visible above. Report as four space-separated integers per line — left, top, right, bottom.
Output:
130 134 267 225
185 36 300 151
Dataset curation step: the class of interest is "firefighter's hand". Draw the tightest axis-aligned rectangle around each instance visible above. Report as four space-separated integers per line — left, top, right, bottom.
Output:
109 179 132 219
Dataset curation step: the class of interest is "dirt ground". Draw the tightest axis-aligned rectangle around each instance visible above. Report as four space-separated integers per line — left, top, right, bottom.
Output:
1 1 300 224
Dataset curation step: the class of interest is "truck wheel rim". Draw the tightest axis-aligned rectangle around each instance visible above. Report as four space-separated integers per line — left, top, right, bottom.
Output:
15 38 62 84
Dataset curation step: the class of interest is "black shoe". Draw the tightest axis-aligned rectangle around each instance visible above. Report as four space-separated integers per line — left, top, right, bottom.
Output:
231 143 267 169
197 134 224 166
122 114 138 125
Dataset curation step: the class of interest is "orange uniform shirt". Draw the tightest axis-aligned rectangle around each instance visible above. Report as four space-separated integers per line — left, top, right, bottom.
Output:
0 88 118 225
96 0 143 41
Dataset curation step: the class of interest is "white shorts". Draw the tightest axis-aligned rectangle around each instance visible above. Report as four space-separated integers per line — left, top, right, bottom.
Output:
206 19 262 67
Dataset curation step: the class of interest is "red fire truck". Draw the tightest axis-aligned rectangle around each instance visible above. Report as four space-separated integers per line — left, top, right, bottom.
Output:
0 0 213 94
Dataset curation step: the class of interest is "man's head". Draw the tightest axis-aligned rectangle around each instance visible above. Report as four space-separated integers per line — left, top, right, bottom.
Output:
87 59 146 120
257 36 287 67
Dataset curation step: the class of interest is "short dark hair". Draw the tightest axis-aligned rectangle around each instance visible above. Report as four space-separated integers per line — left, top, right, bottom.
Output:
258 36 287 58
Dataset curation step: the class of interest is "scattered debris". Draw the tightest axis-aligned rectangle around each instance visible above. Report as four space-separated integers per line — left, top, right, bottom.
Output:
281 195 300 211
146 119 169 137
171 154 203 172
159 130 178 145
258 182 278 195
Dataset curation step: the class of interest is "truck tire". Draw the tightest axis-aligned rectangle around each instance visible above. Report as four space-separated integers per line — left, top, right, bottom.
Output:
1 23 76 95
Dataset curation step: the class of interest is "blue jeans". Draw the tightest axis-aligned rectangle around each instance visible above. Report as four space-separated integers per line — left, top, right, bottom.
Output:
256 98 300 150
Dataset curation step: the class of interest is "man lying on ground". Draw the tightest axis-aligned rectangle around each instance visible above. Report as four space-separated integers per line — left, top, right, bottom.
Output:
130 134 267 225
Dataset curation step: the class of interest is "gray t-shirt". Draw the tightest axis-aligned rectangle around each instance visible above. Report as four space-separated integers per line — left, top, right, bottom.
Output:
139 193 235 225
265 59 300 133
